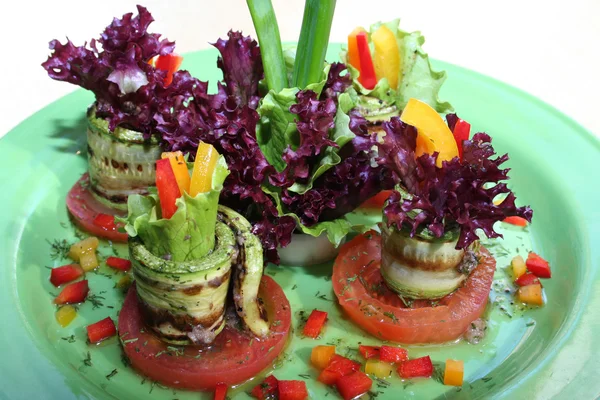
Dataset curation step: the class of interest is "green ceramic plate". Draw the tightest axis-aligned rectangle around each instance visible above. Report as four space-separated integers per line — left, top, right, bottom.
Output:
1 46 599 400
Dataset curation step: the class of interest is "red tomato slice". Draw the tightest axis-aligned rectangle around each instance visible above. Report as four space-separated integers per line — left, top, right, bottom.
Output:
119 277 291 391
66 174 128 242
332 231 496 344
359 190 392 210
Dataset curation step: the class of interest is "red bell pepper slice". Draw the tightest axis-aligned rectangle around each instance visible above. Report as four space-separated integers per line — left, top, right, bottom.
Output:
356 32 377 90
156 158 181 219
54 280 89 304
303 309 328 338
452 119 471 159
515 273 541 287
93 213 118 231
106 256 132 271
278 380 308 400
250 375 279 400
318 355 361 385
397 356 434 378
379 345 409 363
335 371 373 400
359 190 392 209
358 345 380 359
154 53 183 86
526 252 551 278
503 216 528 227
86 317 117 343
50 264 83 287
213 383 227 400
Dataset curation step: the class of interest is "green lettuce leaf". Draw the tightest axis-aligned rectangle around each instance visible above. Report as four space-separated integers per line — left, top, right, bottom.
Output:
123 156 229 262
255 64 356 189
341 19 452 113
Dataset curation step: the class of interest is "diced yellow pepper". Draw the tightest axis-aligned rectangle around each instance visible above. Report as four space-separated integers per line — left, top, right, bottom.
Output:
511 255 527 279
55 305 77 327
161 151 191 195
372 25 400 90
116 274 133 290
365 359 394 379
443 359 464 386
189 142 219 197
347 27 365 71
311 345 336 370
517 284 544 306
69 237 99 262
79 251 99 272
400 98 459 167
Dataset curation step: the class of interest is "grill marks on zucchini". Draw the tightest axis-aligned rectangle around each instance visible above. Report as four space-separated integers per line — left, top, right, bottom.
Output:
129 206 269 345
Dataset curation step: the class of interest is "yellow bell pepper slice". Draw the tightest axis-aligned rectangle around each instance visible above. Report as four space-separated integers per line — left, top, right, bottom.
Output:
347 27 365 71
443 359 464 386
365 359 394 379
517 284 544 306
400 98 459 167
372 25 400 90
55 305 77 327
161 151 191 195
189 142 219 197
511 255 527 279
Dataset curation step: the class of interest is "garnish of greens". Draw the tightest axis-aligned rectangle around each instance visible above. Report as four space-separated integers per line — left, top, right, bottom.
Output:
380 115 533 249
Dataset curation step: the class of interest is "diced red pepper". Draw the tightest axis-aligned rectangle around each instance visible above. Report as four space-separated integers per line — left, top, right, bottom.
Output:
250 375 279 400
452 119 471 159
526 252 552 278
54 280 89 304
503 216 528 227
93 213 118 231
318 355 361 385
397 356 434 379
278 380 308 400
154 53 183 86
335 371 373 400
356 32 377 90
379 345 408 363
155 158 181 219
213 383 227 400
50 264 83 287
515 273 541 287
106 256 132 271
303 309 328 338
86 317 117 343
358 345 380 359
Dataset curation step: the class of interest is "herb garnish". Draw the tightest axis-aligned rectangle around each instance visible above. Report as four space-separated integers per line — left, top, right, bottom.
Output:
48 239 71 260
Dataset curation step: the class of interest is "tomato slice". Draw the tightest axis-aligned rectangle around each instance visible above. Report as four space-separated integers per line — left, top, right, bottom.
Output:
332 231 496 343
66 174 128 242
119 276 291 391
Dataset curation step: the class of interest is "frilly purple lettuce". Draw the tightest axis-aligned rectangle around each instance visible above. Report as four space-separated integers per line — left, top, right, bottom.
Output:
381 115 533 249
42 5 179 134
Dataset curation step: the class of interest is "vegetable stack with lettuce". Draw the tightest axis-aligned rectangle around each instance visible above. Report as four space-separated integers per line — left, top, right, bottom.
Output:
376 99 532 299
124 144 269 344
42 6 195 216
342 19 452 124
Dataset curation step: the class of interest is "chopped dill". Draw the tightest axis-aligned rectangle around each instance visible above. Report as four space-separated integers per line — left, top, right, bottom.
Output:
48 239 71 260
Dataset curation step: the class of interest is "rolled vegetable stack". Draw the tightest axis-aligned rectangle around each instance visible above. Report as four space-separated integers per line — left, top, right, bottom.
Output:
124 143 269 344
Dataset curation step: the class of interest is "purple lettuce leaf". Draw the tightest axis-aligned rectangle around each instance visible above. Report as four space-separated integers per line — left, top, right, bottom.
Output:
381 116 533 249
320 62 352 100
42 5 179 134
213 31 263 109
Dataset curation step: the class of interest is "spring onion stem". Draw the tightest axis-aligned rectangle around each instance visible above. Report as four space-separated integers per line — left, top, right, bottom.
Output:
246 0 287 92
292 0 337 88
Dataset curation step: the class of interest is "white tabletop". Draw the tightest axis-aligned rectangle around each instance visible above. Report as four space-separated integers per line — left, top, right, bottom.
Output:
1 0 598 139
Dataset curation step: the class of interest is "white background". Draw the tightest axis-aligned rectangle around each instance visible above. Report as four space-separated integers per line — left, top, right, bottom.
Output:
0 0 598 138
